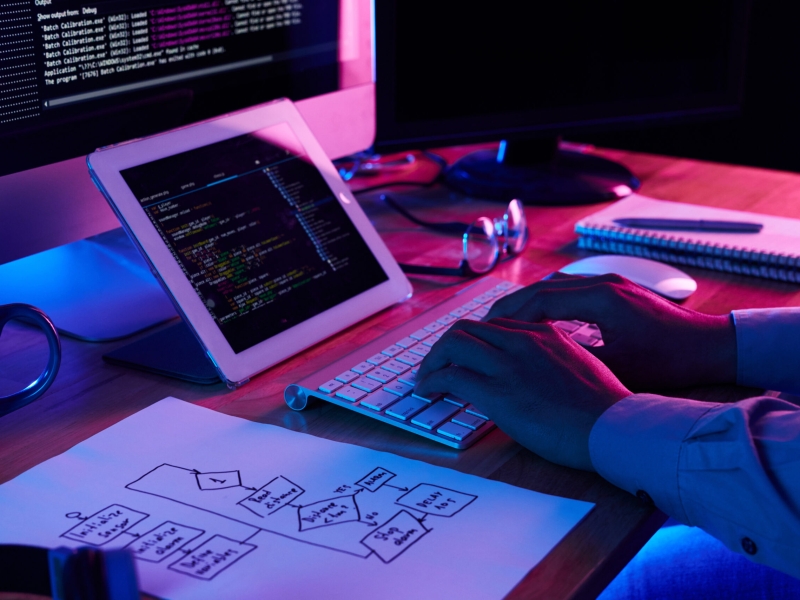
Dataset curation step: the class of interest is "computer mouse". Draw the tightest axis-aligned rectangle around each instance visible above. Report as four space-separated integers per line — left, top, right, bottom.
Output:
558 255 697 300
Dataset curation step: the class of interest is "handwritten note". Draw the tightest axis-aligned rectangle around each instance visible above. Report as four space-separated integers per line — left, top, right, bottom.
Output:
0 398 593 600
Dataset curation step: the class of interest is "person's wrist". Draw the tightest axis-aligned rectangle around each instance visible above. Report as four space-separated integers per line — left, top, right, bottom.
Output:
699 313 738 385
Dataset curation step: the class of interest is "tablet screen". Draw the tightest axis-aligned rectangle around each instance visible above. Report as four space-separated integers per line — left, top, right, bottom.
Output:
120 124 388 353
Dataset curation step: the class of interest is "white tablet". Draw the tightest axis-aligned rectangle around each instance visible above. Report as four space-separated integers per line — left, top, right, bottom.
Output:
88 99 412 387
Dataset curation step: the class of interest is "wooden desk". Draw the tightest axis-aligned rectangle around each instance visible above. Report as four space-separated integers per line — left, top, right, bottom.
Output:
3 147 800 599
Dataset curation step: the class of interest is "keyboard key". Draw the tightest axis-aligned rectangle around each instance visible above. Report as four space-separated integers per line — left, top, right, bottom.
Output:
449 307 470 318
582 323 603 339
396 336 417 348
396 352 423 366
472 306 490 318
553 320 582 333
412 391 441 404
434 329 450 338
508 284 524 293
452 411 487 430
465 405 489 420
398 371 418 386
386 396 428 421
496 281 516 290
462 314 482 321
360 390 402 412
351 362 374 375
437 314 458 325
352 377 382 393
408 343 431 357
336 386 367 402
483 299 498 309
366 353 390 366
423 321 444 333
443 394 467 407
484 288 504 298
473 293 494 303
335 370 359 384
571 332 598 347
382 344 404 357
365 368 396 384
319 380 343 393
382 360 410 375
384 380 414 397
409 329 430 341
421 337 438 347
411 401 460 430
461 300 481 311
437 421 473 442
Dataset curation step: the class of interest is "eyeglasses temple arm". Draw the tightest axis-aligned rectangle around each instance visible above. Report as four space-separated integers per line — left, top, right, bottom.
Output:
398 262 469 277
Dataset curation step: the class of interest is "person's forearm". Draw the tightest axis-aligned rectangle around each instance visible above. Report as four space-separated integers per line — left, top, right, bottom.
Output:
680 312 737 386
590 394 800 579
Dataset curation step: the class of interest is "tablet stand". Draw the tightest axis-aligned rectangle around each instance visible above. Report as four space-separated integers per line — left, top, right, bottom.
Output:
103 320 220 385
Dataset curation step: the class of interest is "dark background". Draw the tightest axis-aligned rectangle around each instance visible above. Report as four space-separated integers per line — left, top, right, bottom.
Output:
580 4 800 173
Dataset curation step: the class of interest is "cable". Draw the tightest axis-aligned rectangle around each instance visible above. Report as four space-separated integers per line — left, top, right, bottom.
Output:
343 150 450 196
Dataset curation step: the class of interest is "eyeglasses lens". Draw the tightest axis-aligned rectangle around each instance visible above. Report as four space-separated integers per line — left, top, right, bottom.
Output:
464 216 500 274
505 199 528 255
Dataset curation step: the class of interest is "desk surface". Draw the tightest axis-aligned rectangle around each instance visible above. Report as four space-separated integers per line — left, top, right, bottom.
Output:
3 147 800 599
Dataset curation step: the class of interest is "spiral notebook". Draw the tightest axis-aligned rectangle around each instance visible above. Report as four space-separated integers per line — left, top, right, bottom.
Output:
575 195 800 283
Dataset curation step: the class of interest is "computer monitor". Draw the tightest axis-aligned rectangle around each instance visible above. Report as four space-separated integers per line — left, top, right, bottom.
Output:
0 0 374 340
373 1 750 205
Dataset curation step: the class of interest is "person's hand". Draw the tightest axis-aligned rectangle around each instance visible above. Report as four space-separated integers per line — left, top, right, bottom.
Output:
485 273 737 391
415 319 631 471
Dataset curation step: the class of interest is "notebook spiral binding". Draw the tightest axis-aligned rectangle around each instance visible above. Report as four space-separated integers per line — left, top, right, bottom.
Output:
575 223 800 284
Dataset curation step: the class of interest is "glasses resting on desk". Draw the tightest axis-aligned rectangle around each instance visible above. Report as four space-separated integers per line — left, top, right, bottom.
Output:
381 195 529 277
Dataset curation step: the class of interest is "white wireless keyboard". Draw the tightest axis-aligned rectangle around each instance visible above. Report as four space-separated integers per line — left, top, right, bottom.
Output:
284 276 602 449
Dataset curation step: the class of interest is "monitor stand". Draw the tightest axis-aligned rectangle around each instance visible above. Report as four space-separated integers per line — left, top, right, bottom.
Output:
444 138 640 205
0 228 178 342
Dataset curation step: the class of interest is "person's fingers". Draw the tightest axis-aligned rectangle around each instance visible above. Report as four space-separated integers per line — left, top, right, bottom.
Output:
486 274 588 321
414 364 493 401
445 318 557 353
501 277 626 324
416 326 504 381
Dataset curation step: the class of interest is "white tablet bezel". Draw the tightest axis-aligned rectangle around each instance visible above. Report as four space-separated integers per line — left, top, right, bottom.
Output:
88 98 412 386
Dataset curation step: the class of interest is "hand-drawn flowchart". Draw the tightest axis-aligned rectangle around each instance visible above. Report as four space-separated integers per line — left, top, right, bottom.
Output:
58 465 478 581
0 399 595 600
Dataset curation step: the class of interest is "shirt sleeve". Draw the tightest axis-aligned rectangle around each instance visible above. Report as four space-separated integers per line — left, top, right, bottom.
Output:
733 307 800 394
590 394 800 579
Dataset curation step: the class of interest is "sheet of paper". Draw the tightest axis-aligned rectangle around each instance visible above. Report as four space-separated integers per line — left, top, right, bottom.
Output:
0 398 593 600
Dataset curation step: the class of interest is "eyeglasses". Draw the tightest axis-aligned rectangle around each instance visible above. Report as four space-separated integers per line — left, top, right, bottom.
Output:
381 195 529 277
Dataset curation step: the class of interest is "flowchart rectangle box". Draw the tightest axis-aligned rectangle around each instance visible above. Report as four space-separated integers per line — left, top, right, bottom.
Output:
395 484 477 517
238 475 304 517
168 534 256 580
355 467 396 492
61 504 149 546
125 521 204 563
361 510 429 563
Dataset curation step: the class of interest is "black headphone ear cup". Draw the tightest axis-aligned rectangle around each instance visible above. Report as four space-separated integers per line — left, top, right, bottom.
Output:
0 544 52 596
0 545 137 599
64 547 108 600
